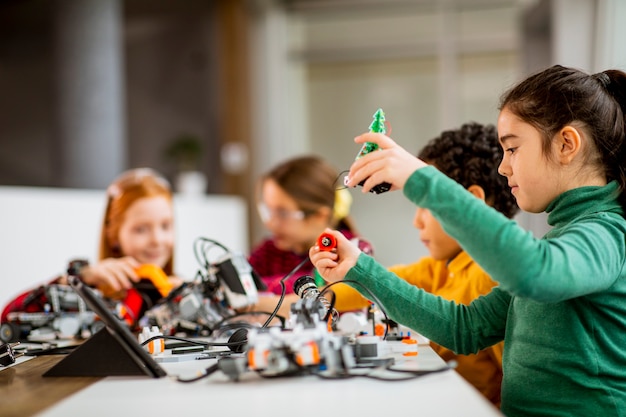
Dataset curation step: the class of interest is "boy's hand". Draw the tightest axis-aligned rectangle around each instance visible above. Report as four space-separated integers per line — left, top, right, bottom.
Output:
346 133 428 193
309 229 360 283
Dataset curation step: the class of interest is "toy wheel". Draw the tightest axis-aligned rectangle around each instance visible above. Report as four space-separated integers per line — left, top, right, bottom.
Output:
90 321 105 335
0 322 21 343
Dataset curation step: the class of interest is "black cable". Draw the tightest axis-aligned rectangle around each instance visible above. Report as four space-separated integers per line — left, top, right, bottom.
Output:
176 363 220 383
317 289 338 323
364 361 457 381
312 371 358 380
23 345 80 356
313 361 456 382
193 237 229 269
211 310 286 335
385 360 457 376
140 334 246 350
334 170 350 190
159 281 190 304
209 321 256 340
261 257 310 328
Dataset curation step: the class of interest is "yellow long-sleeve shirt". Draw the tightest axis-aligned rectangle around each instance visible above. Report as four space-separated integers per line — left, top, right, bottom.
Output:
328 251 503 406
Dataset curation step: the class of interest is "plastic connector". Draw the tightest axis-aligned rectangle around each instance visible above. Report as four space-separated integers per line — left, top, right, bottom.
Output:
138 326 164 354
317 233 337 251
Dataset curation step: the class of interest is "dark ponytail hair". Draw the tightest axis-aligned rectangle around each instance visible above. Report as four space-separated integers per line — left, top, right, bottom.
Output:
499 65 626 212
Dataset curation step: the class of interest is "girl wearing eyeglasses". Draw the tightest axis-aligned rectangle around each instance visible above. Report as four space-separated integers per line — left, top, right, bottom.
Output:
248 155 372 299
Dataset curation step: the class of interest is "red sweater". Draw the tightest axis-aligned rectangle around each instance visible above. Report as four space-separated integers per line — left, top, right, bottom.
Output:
248 229 373 295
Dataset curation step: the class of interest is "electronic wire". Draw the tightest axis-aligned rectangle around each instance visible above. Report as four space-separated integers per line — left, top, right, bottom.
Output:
313 361 457 382
210 310 286 336
139 334 246 350
176 363 220 383
260 257 310 328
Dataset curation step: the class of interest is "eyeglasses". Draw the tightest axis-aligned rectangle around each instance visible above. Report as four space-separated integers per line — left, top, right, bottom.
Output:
257 203 306 223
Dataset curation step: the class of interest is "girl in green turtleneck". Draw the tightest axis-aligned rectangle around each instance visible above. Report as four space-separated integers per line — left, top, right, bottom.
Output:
311 65 626 417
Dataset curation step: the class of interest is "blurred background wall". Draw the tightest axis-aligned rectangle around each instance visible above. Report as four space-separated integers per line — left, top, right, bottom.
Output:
1 0 625 268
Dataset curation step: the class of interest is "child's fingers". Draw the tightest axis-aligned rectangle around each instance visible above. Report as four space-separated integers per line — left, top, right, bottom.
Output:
316 258 338 269
310 249 338 264
347 155 393 191
354 132 397 149
346 157 378 188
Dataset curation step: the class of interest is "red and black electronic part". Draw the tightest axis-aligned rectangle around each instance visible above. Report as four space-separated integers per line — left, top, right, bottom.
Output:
317 233 337 251
0 342 23 367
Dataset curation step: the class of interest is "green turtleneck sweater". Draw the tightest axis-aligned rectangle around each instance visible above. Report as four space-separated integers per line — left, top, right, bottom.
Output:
346 166 626 417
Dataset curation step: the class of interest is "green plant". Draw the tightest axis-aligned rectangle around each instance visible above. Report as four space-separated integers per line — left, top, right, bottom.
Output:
164 134 203 171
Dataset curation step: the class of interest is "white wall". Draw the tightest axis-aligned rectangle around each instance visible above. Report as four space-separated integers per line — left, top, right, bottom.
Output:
248 3 523 267
0 186 248 311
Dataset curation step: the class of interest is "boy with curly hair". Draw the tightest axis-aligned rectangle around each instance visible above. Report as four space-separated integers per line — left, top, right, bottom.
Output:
332 122 518 406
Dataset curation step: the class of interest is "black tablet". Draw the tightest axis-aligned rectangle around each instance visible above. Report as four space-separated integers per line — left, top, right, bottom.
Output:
44 276 166 378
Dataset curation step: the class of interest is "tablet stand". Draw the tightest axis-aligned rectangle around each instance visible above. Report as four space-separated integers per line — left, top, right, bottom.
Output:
43 326 160 377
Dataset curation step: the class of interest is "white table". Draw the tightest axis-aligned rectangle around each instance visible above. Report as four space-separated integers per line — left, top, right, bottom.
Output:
35 344 503 417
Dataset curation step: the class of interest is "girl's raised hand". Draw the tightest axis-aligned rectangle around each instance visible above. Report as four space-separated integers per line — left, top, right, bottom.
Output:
346 133 428 193
81 256 140 297
309 229 361 283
